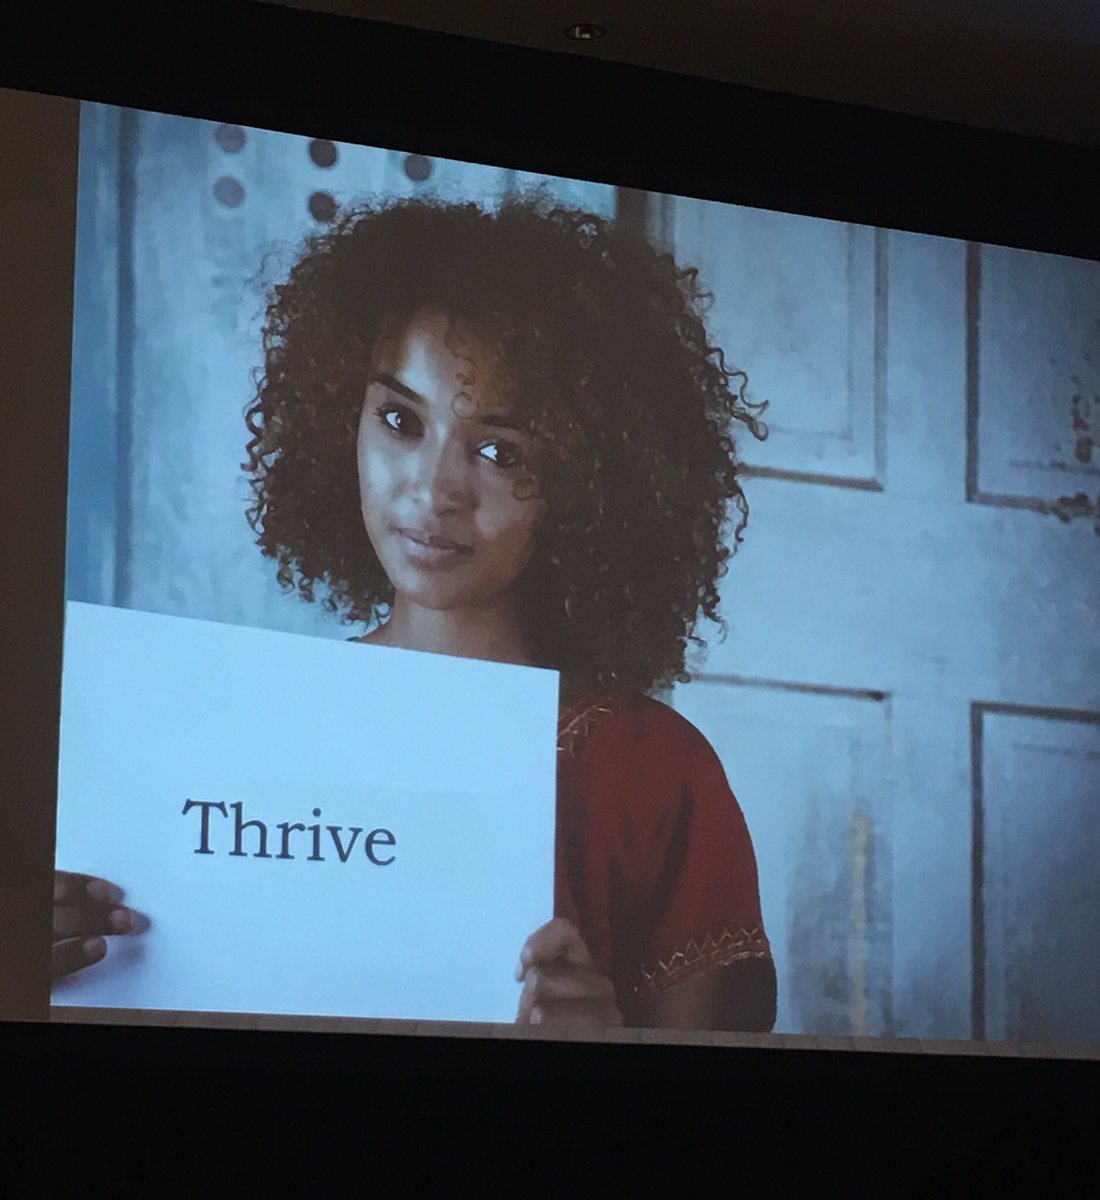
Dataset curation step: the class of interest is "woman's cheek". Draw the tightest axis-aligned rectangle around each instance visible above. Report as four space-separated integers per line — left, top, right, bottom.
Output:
359 438 399 511
495 494 543 573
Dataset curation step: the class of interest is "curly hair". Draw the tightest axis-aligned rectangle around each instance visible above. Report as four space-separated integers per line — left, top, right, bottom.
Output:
244 193 765 695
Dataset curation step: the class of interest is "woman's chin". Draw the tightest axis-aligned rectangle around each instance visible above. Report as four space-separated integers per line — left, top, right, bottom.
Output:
391 578 483 614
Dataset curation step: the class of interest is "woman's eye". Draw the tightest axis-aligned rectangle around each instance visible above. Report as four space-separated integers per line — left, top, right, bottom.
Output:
376 404 421 438
477 439 523 470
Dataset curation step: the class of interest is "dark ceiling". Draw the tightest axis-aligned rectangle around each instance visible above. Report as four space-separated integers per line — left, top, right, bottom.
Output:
255 0 1100 148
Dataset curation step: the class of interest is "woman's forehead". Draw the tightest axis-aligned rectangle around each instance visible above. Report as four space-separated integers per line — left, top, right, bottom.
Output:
370 307 516 410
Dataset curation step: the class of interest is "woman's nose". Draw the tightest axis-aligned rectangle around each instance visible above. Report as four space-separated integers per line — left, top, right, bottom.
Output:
412 438 474 514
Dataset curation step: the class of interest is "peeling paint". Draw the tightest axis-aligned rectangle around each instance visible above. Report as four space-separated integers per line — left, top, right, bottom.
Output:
1046 491 1096 523
1059 392 1098 533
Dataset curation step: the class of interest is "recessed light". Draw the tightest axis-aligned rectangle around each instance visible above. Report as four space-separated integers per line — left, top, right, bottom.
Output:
564 23 607 41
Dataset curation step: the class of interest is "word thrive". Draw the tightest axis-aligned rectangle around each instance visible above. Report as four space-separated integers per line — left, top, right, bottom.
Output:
182 800 396 865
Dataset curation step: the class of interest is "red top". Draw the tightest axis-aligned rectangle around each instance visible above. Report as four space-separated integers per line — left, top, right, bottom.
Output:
555 694 771 1007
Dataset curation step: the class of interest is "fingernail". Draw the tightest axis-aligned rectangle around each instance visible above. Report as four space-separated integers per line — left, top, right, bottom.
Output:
514 960 525 981
86 880 113 902
531 1007 543 1025
83 937 106 962
109 907 132 932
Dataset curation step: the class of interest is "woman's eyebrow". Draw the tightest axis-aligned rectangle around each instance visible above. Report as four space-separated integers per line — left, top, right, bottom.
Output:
370 371 425 405
477 412 524 432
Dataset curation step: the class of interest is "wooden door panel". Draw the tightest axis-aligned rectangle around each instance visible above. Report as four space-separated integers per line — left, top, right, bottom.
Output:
970 242 1100 509
672 677 893 1036
704 480 1099 709
667 202 1099 1043
978 704 1100 1043
664 198 885 488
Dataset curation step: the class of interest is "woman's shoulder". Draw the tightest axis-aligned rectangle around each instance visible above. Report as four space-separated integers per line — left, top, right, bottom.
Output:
558 691 716 767
557 691 750 856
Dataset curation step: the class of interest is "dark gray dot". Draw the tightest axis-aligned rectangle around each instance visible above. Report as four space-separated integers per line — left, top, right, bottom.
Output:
309 139 338 168
404 154 433 183
215 124 247 153
213 176 245 208
308 191 338 223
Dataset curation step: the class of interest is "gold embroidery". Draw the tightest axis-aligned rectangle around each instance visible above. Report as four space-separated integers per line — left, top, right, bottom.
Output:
557 697 616 759
635 927 772 997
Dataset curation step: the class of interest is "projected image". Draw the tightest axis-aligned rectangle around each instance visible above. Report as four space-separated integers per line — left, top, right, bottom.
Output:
55 103 1100 1045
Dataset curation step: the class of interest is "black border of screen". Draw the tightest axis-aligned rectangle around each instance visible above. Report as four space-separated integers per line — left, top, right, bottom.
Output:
3 0 1100 262
2 0 1098 1178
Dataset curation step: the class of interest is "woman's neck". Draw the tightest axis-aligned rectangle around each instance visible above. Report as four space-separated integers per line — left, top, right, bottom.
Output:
365 595 536 669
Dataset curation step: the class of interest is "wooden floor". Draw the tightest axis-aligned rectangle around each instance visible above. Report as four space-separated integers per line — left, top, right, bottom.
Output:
48 1006 1100 1059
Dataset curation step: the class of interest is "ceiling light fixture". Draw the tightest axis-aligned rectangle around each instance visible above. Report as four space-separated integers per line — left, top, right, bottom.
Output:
564 23 607 41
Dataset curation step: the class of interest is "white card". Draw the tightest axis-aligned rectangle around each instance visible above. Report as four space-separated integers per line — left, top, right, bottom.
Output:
53 602 559 1022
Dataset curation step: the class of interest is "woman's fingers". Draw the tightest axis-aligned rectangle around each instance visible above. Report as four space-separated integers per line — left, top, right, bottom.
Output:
53 871 121 906
520 962 615 1006
51 936 107 981
53 903 138 940
529 997 624 1031
515 920 622 1029
53 871 137 940
516 918 592 979
52 870 143 980
517 962 617 1023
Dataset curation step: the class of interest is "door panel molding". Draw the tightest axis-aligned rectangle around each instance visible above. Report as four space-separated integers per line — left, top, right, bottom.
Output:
971 699 1100 1042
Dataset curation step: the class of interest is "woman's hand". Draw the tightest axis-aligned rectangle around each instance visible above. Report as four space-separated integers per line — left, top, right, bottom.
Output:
515 918 622 1031
52 871 143 982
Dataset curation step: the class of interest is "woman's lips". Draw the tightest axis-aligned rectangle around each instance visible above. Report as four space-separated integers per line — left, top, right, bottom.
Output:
395 527 474 567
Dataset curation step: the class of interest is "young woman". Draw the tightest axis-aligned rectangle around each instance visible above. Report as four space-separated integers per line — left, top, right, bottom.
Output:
53 195 776 1033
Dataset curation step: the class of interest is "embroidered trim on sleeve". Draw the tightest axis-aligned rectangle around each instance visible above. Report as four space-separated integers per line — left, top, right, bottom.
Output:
557 696 616 759
634 926 772 997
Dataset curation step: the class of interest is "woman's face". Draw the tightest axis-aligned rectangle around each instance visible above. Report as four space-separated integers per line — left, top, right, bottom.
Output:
357 308 544 614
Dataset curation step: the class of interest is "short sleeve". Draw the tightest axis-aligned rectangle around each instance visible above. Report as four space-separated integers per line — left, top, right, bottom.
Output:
555 696 771 1005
